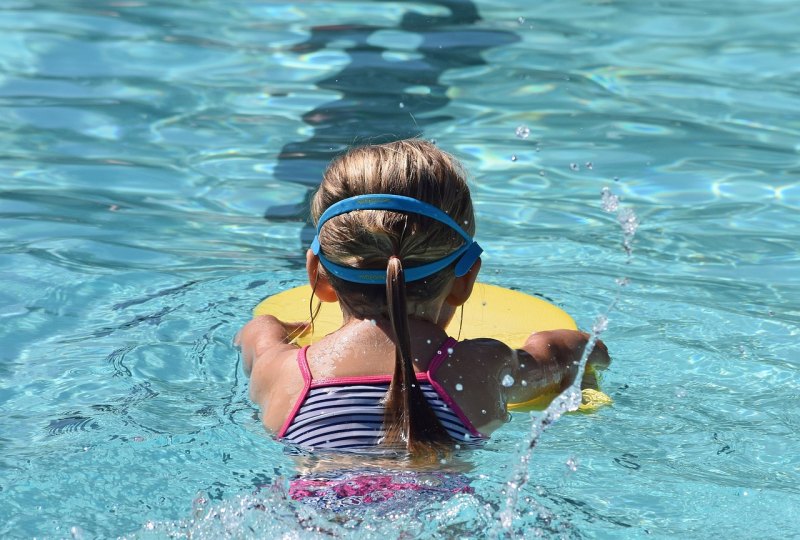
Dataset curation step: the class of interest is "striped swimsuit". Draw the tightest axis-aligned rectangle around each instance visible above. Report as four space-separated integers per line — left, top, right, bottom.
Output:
278 337 487 450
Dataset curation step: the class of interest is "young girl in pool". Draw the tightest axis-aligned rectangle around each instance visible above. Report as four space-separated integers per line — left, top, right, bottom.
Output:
237 139 609 507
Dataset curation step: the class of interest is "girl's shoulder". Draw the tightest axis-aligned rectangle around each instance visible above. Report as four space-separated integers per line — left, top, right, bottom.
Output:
452 337 514 365
434 338 515 435
436 337 515 385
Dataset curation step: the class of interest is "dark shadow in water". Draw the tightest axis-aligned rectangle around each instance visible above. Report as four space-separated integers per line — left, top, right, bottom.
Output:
266 0 519 248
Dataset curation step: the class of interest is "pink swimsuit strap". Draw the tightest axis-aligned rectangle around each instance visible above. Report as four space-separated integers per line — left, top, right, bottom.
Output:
423 337 484 438
276 345 313 438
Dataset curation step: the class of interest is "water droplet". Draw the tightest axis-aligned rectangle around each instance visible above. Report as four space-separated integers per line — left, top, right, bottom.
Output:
521 380 528 387
675 387 687 398
566 457 578 472
192 492 209 519
427 339 431 344
570 163 580 171
413 357 419 363
447 347 454 355
518 16 526 24
501 374 515 387
617 207 639 236
616 277 630 287
454 444 461 450
515 125 531 139
481 409 487 414
601 186 619 212
511 154 517 162
463 433 472 441
539 170 546 176
585 161 593 170
436 350 442 355
369 319 377 325
399 102 405 108
455 383 463 391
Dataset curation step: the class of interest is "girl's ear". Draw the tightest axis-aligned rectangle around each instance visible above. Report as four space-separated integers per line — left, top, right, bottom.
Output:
445 257 481 307
306 249 338 302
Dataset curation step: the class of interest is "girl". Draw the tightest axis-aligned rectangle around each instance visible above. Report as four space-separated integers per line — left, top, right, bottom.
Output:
237 139 610 459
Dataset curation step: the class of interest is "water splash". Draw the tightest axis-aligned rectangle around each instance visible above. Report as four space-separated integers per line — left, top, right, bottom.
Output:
602 186 639 257
600 186 619 212
497 311 610 532
496 187 637 535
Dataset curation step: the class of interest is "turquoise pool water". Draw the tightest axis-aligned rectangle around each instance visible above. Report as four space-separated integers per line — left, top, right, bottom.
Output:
1 0 798 537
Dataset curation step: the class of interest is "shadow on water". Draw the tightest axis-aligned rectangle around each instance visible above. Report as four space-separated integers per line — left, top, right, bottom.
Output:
266 0 519 247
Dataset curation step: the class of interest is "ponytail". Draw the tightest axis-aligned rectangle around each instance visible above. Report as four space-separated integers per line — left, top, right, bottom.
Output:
382 256 453 455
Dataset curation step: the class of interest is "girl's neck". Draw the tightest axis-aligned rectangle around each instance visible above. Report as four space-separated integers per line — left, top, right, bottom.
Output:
339 298 452 328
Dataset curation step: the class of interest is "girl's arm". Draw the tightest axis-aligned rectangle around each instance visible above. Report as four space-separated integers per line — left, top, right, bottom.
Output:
505 329 611 404
235 315 307 377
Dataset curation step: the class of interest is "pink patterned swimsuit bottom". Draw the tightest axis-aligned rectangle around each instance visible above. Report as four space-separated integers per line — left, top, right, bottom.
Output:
289 469 474 512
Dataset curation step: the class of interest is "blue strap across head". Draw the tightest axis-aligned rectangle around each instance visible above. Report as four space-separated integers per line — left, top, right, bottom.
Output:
311 194 483 284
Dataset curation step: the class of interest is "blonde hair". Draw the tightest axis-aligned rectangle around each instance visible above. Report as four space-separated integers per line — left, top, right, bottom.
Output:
310 139 476 455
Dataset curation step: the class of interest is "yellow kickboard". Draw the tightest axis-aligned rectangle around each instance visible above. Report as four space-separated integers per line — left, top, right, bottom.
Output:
253 283 611 413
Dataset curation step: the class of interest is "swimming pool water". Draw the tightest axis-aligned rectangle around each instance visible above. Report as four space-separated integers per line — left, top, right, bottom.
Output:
1 0 798 538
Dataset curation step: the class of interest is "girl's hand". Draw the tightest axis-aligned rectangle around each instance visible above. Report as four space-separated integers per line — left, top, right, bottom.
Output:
520 329 611 393
550 329 610 370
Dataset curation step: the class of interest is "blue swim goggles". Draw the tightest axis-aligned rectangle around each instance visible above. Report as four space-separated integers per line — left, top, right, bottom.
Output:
311 194 483 284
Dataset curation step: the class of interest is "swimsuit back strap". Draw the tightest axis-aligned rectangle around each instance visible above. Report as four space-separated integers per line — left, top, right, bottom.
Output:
277 346 313 438
427 337 459 375
426 337 486 439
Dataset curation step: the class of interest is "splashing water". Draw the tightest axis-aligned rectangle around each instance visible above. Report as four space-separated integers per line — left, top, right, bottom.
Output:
602 186 639 256
497 311 609 532
496 187 637 535
600 186 619 212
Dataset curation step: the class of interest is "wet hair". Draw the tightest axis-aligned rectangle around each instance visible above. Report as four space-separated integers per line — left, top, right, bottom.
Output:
310 139 476 455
